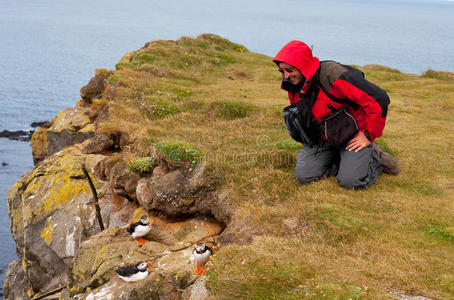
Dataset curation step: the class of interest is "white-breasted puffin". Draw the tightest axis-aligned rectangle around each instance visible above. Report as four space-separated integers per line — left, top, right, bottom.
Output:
127 215 151 246
190 242 213 275
115 261 151 283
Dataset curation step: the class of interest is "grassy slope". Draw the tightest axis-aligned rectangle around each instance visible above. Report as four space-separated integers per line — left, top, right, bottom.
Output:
95 34 454 299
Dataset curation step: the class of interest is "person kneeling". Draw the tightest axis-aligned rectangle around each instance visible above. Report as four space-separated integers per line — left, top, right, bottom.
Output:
274 41 399 189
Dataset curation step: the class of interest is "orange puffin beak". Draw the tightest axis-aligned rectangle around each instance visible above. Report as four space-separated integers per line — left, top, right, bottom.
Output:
147 262 152 268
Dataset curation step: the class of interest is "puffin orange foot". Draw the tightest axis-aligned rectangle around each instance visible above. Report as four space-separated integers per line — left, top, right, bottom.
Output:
194 263 202 275
202 265 208 275
130 281 137 283
194 267 202 275
136 238 145 247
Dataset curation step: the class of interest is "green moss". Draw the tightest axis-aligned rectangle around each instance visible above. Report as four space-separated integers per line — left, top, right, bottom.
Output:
141 98 180 120
129 157 155 175
155 141 201 168
210 99 257 120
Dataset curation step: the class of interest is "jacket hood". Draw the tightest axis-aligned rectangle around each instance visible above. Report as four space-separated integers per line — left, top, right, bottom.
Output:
273 41 320 81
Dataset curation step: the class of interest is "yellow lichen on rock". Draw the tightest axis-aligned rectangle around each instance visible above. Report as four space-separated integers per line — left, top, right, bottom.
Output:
11 147 95 227
50 108 92 132
42 172 90 214
21 257 28 272
41 223 53 246
30 127 49 163
79 123 95 133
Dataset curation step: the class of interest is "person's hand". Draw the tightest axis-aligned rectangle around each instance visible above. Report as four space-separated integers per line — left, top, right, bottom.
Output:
346 131 371 152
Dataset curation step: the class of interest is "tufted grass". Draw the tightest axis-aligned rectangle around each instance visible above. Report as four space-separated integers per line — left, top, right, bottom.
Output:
128 157 155 176
421 69 454 81
208 99 258 120
155 140 201 168
92 34 454 299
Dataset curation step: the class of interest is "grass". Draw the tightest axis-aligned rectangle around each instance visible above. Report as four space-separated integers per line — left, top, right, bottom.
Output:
155 140 201 168
208 99 258 120
421 69 454 81
128 157 155 176
92 34 454 299
423 226 454 244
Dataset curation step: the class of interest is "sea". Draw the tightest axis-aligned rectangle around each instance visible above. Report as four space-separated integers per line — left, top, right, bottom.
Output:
1 0 453 294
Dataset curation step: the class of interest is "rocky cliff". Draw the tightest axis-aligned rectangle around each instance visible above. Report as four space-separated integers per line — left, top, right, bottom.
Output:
4 34 250 299
5 34 454 299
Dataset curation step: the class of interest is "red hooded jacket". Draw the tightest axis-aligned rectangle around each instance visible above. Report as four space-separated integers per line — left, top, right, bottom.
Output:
274 41 389 142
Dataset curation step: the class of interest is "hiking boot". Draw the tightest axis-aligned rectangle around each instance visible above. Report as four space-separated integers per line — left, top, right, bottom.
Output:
373 144 399 175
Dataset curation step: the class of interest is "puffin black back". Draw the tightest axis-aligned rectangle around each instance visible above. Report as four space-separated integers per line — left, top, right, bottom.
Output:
115 265 139 277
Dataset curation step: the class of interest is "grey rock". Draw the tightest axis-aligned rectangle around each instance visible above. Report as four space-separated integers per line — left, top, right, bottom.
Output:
82 134 113 154
80 70 110 102
181 276 211 300
47 130 94 156
109 161 141 202
390 291 433 300
136 164 217 216
3 260 32 300
6 146 107 297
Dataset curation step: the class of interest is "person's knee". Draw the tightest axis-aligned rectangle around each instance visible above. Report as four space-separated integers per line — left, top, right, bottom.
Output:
295 171 314 185
295 167 317 185
337 173 366 189
295 167 324 185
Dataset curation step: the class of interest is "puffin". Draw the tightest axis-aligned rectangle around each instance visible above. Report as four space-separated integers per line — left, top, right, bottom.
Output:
115 261 151 283
190 242 213 275
127 215 151 246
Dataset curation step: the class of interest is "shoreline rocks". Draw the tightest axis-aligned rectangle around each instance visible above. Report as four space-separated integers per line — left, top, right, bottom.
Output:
0 121 51 142
6 143 107 296
0 129 34 142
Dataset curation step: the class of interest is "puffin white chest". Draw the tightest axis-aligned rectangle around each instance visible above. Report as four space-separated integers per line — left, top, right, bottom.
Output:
118 270 148 282
131 224 151 239
192 250 211 266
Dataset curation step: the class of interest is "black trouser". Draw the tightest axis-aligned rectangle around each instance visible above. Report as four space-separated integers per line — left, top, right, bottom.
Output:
294 143 384 189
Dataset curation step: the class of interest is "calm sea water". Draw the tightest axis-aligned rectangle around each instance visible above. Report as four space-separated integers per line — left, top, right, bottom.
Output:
1 0 453 293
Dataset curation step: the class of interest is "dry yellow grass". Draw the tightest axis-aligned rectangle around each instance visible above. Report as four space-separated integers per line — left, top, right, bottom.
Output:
94 34 454 299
